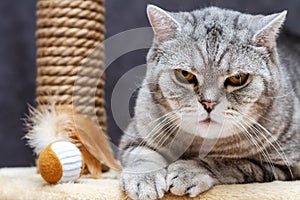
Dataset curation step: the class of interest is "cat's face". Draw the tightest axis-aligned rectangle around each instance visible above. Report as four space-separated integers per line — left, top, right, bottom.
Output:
146 5 286 139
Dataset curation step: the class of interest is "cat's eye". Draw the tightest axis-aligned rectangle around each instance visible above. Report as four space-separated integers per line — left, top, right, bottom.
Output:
225 73 249 87
175 69 197 84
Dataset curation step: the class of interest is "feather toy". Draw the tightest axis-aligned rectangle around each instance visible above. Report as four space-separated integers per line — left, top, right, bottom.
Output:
25 105 121 184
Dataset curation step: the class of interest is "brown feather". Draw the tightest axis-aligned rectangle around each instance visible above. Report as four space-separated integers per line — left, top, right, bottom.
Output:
58 108 122 172
80 146 102 178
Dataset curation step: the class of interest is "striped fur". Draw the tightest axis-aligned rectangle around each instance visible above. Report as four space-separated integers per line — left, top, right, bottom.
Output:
119 5 300 200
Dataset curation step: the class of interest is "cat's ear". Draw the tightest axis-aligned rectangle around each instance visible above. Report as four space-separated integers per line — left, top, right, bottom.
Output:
147 5 181 42
253 11 287 49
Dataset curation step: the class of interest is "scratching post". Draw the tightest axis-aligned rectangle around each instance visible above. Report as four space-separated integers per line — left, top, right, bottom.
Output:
36 0 106 130
25 0 121 184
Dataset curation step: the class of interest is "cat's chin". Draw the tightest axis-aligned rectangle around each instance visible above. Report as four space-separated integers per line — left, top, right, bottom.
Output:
182 121 237 139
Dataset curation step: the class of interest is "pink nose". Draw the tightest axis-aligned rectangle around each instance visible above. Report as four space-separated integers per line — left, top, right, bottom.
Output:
201 101 217 113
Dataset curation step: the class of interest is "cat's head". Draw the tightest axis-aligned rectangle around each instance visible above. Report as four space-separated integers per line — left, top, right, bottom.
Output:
145 5 287 139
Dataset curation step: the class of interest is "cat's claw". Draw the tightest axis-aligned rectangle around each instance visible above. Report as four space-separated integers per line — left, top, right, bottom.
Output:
120 168 167 200
167 160 216 197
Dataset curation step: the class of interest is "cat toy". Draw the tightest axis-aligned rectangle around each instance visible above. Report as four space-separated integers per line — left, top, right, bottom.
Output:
27 107 121 184
25 0 121 184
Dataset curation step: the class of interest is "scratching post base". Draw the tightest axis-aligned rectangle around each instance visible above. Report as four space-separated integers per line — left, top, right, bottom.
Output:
1 167 300 200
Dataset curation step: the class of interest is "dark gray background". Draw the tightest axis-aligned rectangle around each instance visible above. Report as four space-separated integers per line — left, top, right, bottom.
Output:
0 0 299 167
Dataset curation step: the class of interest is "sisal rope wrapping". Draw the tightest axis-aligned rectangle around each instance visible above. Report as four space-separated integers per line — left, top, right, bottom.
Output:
36 0 106 131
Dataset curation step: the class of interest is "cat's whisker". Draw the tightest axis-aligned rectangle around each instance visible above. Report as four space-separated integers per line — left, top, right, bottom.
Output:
232 119 278 178
230 117 276 174
240 119 278 179
252 123 288 163
138 105 190 140
251 110 294 160
147 114 179 143
239 113 291 161
265 87 296 99
125 110 179 148
135 113 179 148
239 113 293 177
143 105 199 150
252 113 274 124
151 121 180 150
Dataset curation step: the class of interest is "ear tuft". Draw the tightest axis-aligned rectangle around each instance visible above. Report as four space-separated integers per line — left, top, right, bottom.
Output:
147 4 181 42
253 11 287 49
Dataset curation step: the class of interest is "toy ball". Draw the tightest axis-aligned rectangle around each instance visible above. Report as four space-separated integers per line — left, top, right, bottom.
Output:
38 141 84 184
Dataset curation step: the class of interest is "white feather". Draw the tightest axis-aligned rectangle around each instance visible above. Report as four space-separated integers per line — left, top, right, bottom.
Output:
25 105 71 155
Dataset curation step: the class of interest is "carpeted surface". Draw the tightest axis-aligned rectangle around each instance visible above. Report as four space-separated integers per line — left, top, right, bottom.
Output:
1 167 300 200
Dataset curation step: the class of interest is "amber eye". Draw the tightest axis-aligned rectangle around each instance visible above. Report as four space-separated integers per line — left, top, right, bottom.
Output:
225 73 249 87
175 69 197 84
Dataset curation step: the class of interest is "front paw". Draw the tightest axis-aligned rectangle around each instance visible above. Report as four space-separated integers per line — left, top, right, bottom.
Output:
167 160 216 197
120 168 167 200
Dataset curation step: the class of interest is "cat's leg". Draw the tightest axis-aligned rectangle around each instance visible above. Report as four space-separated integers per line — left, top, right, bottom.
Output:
167 158 292 197
120 146 168 200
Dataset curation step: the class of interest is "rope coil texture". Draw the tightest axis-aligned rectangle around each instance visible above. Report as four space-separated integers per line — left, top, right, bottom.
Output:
36 0 106 132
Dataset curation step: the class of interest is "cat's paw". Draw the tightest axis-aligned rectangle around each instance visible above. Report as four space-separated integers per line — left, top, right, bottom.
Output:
167 160 216 197
120 168 167 200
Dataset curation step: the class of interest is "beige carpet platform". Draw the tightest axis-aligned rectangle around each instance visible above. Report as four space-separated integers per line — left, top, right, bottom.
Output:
1 167 300 200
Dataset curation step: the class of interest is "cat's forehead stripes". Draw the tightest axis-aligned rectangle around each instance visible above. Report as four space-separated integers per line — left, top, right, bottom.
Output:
180 8 239 42
205 25 223 68
174 10 240 72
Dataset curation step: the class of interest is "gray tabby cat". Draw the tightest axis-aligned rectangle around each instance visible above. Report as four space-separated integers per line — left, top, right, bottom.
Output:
119 5 300 200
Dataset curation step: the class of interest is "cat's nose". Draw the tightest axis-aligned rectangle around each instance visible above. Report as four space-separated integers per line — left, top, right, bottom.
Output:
200 101 217 113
